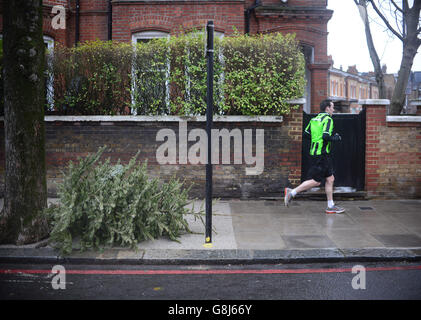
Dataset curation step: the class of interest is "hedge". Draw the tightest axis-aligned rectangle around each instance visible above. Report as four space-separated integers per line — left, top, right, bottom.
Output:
2 33 306 116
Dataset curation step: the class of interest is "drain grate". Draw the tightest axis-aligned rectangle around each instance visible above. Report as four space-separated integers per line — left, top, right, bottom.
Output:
359 206 373 210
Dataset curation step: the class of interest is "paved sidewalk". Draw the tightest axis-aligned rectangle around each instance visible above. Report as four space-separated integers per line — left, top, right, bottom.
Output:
1 199 421 264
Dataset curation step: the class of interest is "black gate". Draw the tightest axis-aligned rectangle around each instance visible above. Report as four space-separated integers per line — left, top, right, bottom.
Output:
301 110 366 191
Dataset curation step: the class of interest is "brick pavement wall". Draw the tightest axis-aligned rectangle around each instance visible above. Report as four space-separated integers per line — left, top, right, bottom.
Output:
0 107 303 199
364 102 421 198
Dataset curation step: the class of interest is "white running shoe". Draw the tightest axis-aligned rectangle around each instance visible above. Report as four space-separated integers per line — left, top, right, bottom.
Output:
325 205 345 214
284 188 293 207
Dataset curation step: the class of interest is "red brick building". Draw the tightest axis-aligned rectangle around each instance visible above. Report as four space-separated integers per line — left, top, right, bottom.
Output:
0 0 332 113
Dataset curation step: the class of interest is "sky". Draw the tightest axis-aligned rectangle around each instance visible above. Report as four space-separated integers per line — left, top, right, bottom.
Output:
327 0 421 74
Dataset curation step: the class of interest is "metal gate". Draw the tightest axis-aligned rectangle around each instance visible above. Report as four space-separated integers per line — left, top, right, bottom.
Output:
301 110 366 191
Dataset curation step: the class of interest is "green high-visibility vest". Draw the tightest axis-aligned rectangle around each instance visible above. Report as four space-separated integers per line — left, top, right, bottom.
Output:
304 112 333 155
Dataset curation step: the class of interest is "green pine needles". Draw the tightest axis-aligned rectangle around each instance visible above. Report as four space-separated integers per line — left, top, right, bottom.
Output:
45 147 204 255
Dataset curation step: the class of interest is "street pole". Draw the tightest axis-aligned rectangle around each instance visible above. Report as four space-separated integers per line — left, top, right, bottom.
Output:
205 21 214 245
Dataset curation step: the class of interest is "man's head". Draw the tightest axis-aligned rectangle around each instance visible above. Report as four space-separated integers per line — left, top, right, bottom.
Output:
320 99 334 116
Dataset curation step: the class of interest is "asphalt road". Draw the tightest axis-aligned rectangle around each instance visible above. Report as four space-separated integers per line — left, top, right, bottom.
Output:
0 261 420 303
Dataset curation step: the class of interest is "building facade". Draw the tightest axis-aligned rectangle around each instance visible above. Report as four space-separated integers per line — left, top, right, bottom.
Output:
328 64 379 114
0 0 333 113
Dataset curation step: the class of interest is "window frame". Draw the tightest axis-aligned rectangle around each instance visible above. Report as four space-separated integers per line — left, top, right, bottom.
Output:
44 36 55 109
131 31 170 115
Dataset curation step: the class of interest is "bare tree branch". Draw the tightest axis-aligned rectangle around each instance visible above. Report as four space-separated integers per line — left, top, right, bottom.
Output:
368 0 404 41
390 0 403 14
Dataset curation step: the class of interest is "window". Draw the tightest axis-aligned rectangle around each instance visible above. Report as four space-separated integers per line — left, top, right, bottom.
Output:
44 35 54 50
131 30 224 115
331 80 339 97
44 36 54 109
131 31 170 114
349 84 357 99
132 30 169 44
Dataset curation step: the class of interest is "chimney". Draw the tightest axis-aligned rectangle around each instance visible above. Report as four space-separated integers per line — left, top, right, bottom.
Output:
382 64 387 74
347 65 358 74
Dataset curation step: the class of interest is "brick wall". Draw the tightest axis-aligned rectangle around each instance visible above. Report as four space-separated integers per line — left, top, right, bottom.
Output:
0 107 303 199
112 1 245 42
364 101 421 198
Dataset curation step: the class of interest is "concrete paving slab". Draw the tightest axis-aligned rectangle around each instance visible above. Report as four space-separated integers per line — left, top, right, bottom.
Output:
371 234 421 248
233 230 285 250
279 224 326 236
326 229 384 248
281 235 337 249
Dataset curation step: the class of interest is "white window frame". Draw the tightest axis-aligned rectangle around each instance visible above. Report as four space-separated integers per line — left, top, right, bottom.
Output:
132 31 169 44
131 31 170 115
44 35 54 50
44 36 55 109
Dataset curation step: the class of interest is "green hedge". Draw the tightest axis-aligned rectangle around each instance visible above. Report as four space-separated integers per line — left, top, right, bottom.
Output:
44 33 305 116
48 41 133 115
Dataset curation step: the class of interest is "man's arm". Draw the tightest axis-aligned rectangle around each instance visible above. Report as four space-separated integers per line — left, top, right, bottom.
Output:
323 132 341 141
322 118 341 141
303 122 311 140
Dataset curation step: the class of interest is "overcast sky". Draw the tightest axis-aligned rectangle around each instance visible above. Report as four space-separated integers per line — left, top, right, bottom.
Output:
327 0 421 74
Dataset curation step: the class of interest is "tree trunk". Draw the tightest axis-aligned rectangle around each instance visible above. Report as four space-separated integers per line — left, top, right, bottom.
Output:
356 0 386 98
389 2 421 115
0 0 48 244
389 40 418 115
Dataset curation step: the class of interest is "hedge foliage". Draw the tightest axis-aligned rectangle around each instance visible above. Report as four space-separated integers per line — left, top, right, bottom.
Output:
42 32 304 116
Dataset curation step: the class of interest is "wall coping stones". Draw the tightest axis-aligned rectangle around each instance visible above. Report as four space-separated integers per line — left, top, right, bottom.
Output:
0 115 284 123
386 115 421 122
359 99 390 105
409 99 421 106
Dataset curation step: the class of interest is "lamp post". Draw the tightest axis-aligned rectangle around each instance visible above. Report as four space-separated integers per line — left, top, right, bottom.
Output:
205 21 214 246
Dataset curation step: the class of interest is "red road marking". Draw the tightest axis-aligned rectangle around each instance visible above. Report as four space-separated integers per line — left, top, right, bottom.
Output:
0 265 420 275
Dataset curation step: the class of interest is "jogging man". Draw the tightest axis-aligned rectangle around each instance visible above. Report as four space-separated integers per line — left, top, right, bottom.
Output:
284 99 345 214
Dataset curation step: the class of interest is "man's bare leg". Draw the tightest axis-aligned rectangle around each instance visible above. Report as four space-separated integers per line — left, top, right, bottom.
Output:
324 175 345 213
294 179 321 194
325 175 334 203
284 179 320 206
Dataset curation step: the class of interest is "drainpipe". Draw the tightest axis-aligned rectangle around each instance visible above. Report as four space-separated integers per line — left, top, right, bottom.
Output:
108 0 112 40
245 0 262 35
75 0 80 46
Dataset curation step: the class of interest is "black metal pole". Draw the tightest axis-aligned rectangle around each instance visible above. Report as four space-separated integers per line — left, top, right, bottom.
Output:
108 0 112 41
75 0 80 46
205 21 214 245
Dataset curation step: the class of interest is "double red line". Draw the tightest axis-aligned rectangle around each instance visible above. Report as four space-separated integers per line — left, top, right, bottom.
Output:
1 265 421 275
